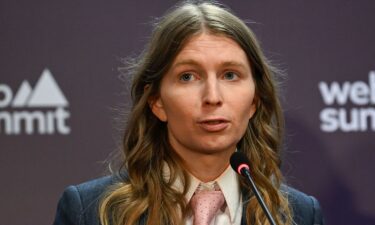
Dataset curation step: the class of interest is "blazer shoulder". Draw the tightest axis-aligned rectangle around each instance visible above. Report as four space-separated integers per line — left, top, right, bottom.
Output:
53 175 119 225
75 175 116 205
282 185 324 225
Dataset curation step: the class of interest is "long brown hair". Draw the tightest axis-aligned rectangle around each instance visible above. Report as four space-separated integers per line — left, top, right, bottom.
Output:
99 1 293 225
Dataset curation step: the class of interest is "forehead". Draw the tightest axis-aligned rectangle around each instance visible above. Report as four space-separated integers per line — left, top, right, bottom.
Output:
172 33 250 66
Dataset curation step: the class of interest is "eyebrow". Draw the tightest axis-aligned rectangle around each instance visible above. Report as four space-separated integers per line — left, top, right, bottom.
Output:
221 61 249 69
172 59 200 68
172 59 249 70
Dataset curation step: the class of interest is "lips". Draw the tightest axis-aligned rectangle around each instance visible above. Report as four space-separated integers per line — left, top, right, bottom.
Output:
197 118 230 132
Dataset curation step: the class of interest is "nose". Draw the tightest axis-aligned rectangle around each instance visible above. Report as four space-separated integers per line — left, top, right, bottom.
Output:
202 77 223 106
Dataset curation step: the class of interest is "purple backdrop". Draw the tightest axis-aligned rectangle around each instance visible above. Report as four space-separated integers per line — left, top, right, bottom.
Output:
1 1 374 225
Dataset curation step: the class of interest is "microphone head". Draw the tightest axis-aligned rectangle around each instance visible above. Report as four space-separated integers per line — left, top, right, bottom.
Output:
230 152 250 175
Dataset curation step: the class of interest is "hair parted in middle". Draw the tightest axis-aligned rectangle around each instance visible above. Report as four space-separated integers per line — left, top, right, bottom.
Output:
99 1 293 225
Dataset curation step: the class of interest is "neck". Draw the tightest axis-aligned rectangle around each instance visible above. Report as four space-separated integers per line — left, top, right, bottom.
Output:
180 151 233 182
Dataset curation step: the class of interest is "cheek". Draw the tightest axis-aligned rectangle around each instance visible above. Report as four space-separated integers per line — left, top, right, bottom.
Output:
161 86 199 117
232 90 256 119
162 95 196 122
164 103 196 143
235 100 254 138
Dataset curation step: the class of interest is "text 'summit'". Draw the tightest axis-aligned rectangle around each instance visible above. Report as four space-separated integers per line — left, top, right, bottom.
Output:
319 71 375 132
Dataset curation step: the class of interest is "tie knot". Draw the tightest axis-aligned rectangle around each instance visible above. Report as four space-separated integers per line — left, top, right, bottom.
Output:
190 189 225 225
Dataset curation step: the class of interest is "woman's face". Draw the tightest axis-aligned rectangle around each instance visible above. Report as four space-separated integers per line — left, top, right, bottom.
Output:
151 33 256 161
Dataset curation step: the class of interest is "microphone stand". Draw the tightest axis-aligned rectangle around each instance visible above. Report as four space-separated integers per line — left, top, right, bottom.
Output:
242 169 277 225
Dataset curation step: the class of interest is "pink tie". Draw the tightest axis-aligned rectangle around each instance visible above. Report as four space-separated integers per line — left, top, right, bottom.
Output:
190 189 225 225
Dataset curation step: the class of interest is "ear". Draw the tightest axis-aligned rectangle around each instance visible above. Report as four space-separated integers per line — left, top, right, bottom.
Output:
149 96 168 122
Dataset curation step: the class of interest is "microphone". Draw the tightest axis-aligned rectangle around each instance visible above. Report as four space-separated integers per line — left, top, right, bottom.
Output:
230 152 277 225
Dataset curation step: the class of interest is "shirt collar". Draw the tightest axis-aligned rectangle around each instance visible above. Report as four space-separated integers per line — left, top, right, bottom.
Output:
185 165 241 223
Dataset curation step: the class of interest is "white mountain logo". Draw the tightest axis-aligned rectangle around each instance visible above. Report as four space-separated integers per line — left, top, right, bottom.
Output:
0 68 71 135
12 69 68 107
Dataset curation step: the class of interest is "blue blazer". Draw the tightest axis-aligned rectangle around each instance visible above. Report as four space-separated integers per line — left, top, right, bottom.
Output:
53 176 324 225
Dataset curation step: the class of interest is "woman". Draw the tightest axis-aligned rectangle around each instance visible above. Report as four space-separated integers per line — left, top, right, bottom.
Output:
53 1 324 225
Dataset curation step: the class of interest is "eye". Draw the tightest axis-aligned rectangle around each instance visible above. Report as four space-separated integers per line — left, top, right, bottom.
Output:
179 72 194 82
223 71 238 80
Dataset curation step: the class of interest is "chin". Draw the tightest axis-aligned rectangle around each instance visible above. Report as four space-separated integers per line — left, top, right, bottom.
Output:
196 139 236 154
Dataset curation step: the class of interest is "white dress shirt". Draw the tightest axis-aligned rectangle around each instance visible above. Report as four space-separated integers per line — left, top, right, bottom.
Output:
170 165 243 225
